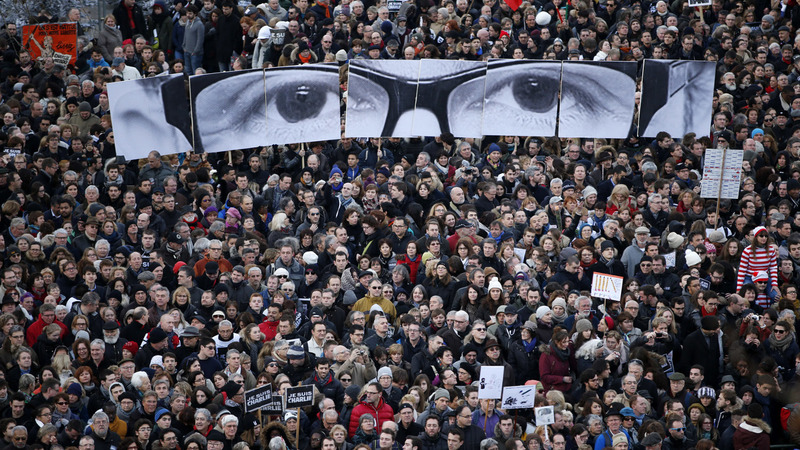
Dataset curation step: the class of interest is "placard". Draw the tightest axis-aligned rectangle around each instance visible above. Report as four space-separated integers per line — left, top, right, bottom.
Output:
285 385 315 408
501 385 536 410
244 383 273 412
699 278 710 290
591 272 623 301
264 394 284 414
688 0 712 6
700 149 744 199
534 406 555 425
4 148 21 158
478 365 504 399
387 0 402 11
22 23 78 66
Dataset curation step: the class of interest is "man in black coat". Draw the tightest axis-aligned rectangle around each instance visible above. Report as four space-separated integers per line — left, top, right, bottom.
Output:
446 405 485 450
112 0 150 40
216 0 243 71
680 316 724 387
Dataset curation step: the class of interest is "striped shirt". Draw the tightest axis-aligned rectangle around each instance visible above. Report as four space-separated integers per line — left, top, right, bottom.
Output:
736 244 779 293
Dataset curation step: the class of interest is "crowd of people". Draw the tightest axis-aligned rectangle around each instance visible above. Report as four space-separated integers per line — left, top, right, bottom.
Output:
0 0 800 448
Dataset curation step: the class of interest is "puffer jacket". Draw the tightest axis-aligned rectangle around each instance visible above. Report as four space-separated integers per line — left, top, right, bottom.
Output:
347 396 395 437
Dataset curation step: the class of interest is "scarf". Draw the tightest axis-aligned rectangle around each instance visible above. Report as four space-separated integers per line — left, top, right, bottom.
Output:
768 331 795 352
551 308 568 324
123 3 136 31
298 52 312 64
337 194 354 209
549 341 571 361
523 337 538 353
580 258 596 269
116 403 134 422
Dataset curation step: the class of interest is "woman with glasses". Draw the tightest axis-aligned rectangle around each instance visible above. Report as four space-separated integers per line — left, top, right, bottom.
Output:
763 320 799 381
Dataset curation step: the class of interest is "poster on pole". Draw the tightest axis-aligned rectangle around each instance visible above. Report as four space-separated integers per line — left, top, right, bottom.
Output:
285 385 315 409
22 23 78 66
687 0 712 6
700 149 744 199
501 386 537 410
263 394 284 414
478 366 504 399
591 272 623 301
535 406 555 425
244 384 273 412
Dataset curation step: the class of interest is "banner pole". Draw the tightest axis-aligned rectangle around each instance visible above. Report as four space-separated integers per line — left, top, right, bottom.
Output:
483 400 488 432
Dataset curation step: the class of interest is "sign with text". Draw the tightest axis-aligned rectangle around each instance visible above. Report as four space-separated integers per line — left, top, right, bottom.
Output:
244 384 273 412
285 385 315 409
591 272 623 301
700 149 744 199
22 23 78 66
264 394 284 414
478 366 504 399
688 0 712 6
501 385 536 410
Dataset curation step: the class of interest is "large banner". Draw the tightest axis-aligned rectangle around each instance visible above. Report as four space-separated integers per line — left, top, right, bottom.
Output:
22 23 78 66
639 60 716 138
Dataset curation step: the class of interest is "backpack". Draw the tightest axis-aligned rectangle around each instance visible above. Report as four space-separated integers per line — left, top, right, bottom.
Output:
780 402 800 431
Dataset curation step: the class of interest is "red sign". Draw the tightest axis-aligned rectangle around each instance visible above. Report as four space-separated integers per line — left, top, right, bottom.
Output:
22 23 78 66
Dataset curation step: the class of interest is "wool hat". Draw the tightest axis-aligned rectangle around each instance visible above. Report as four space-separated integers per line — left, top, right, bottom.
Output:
536 306 552 320
708 230 726 243
685 250 701 267
583 186 597 198
206 430 226 442
433 388 450 401
149 327 168 343
697 386 716 398
488 279 503 291
666 232 683 249
753 271 769 282
287 345 305 359
274 268 290 277
345 384 361 400
78 101 91 112
611 434 627 447
640 433 662 447
123 341 139 355
150 355 165 369
377 366 393 379
552 297 567 311
753 225 768 237
576 318 593 334
67 383 83 396
701 315 720 331
600 240 615 252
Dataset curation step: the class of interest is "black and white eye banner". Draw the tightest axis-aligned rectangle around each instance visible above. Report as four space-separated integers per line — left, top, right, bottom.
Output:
345 59 421 138
107 74 192 161
189 68 267 154
346 59 639 139
559 60 637 139
638 60 716 138
482 59 561 137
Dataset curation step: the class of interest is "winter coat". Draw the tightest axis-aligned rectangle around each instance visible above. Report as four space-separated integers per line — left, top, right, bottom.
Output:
733 417 770 450
215 11 243 63
97 25 123 62
348 396 395 437
507 338 540 383
113 0 150 41
538 343 576 393
303 372 344 408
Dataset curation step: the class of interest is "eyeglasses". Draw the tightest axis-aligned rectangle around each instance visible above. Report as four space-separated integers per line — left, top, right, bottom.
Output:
474 327 486 331
670 427 686 432
775 329 787 334
56 402 68 405
340 377 351 382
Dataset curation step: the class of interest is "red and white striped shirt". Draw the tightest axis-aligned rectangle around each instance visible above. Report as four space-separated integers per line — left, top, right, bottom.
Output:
736 244 779 293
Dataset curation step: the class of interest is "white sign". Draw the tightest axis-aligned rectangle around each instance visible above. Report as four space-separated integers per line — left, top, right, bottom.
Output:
501 385 537 410
535 406 555 425
688 0 712 6
591 272 624 301
700 149 744 199
478 366 504 399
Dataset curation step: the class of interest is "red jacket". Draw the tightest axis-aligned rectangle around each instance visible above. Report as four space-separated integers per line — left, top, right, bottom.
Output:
348 396 394 437
26 315 68 347
259 319 279 342
396 254 421 284
538 344 576 393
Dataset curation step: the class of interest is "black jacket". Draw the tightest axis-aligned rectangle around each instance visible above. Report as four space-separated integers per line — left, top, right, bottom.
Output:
112 1 150 40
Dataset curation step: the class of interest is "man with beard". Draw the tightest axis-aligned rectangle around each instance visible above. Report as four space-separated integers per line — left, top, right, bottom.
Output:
101 321 127 362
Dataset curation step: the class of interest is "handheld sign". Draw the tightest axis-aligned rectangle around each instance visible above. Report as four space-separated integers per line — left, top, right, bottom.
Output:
501 386 536 410
478 366 504 399
535 406 555 425
264 395 284 414
591 272 623 301
244 384 273 412
285 385 315 409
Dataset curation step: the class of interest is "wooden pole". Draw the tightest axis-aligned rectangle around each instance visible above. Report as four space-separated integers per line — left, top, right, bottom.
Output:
483 400 489 432
295 382 302 446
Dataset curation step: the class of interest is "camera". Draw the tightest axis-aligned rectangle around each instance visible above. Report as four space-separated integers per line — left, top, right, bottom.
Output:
750 314 760 321
656 332 666 338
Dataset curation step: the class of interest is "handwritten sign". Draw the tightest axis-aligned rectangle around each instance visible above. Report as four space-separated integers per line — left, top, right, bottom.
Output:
285 385 315 409
244 384 273 412
591 272 623 301
501 385 536 410
700 149 744 199
688 0 712 6
478 366 504 399
22 23 78 66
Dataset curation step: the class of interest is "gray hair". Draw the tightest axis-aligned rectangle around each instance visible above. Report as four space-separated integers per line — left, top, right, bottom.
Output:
220 415 239 427
131 371 150 388
268 437 287 450
195 408 212 421
455 310 469 321
226 349 240 359
86 185 99 195
10 218 25 229
586 414 603 426
92 411 109 423
479 439 498 450
90 339 106 350
194 238 211 252
95 239 110 251
18 374 35 391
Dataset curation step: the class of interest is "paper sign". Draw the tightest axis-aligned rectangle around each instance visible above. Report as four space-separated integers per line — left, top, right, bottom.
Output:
700 149 744 199
591 272 623 301
478 366 504 399
4 148 21 158
263 394 284 414
244 384 273 412
22 23 78 66
699 278 710 290
663 251 676 269
285 385 315 408
535 406 555 425
688 0 712 6
501 386 536 410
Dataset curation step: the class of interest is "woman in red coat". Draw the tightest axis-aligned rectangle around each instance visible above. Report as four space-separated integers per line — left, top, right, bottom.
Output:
539 330 577 393
396 241 422 284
